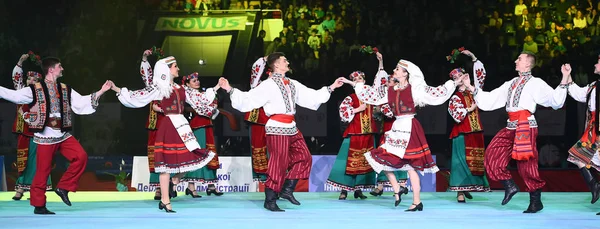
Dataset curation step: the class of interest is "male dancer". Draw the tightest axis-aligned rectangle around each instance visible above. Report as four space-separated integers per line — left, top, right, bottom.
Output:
0 57 112 214
464 52 570 213
219 52 344 211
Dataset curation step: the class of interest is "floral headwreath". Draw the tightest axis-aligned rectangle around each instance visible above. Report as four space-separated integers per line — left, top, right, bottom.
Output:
149 46 165 59
445 47 465 63
182 72 199 85
359 45 379 54
27 71 43 80
26 51 42 66
449 68 466 79
348 71 365 80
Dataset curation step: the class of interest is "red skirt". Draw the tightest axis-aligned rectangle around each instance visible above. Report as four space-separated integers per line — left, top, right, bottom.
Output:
365 118 439 174
154 117 213 174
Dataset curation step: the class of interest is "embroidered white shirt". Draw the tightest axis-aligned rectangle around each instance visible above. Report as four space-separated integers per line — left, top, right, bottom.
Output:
229 74 331 135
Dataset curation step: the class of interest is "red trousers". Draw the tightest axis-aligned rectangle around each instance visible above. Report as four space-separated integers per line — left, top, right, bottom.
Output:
30 136 88 207
265 132 312 192
484 128 545 192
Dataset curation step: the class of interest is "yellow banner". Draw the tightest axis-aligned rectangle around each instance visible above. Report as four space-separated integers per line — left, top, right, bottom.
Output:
155 16 247 32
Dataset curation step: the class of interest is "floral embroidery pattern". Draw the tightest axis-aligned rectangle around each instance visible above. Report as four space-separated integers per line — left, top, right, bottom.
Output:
385 133 408 149
380 104 394 118
339 96 354 122
424 85 449 98
448 95 467 122
131 85 156 98
357 84 386 104
475 68 485 89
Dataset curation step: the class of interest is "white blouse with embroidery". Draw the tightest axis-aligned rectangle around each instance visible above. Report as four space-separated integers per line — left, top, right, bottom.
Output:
229 74 331 135
353 70 456 108
339 95 359 123
0 84 99 144
448 60 487 123
568 82 596 111
117 84 216 115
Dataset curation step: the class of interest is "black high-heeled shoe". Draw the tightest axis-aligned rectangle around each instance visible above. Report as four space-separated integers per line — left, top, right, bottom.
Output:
354 190 367 199
206 184 224 196
464 191 473 199
12 190 24 201
168 182 177 198
339 190 348 200
394 192 401 207
185 188 202 198
399 186 409 195
370 188 383 196
158 201 176 213
405 202 423 212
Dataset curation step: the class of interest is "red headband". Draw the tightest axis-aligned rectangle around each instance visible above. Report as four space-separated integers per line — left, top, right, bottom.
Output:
182 72 199 85
27 71 42 80
449 68 465 79
348 71 365 80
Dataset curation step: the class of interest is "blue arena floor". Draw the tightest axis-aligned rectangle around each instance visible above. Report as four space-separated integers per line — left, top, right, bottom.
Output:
0 191 598 229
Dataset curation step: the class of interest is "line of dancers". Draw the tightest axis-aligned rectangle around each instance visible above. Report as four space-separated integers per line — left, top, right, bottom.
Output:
3 48 600 215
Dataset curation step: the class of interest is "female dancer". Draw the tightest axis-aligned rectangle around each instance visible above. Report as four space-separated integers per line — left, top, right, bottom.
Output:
11 53 51 200
446 49 490 202
370 57 409 202
112 56 217 212
342 53 462 211
181 72 224 197
139 49 166 200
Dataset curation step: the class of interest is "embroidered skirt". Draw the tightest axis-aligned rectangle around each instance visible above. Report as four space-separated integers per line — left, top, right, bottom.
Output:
181 127 219 184
154 117 214 174
364 118 439 175
568 111 600 170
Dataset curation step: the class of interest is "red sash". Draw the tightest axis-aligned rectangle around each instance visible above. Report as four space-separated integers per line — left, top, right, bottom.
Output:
508 110 534 160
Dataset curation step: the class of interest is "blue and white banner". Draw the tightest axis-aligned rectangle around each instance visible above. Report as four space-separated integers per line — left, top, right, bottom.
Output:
131 156 256 193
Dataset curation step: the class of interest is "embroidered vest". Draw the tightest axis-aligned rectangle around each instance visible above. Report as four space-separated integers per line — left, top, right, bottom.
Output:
388 85 415 116
26 82 73 132
244 108 269 125
343 94 378 137
586 81 600 136
449 91 483 139
12 104 33 136
146 101 161 130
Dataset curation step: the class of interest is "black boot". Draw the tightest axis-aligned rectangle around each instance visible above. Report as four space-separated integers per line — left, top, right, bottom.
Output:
279 179 301 205
264 188 284 212
500 179 519 205
523 189 543 213
34 206 55 215
580 167 600 204
54 188 72 206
